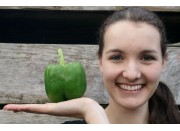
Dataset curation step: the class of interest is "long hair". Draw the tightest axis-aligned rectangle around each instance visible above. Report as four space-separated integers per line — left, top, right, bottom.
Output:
149 82 180 123
98 7 180 123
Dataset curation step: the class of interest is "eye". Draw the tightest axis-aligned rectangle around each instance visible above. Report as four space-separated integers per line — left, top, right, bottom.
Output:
141 55 156 61
110 55 124 61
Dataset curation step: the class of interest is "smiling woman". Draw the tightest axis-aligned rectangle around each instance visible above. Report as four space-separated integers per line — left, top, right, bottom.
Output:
97 7 180 124
3 7 180 124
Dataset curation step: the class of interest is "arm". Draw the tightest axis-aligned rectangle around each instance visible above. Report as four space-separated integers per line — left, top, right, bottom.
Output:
3 97 109 124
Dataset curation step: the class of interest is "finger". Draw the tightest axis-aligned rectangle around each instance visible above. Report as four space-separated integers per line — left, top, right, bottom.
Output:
4 104 28 111
3 104 46 113
3 104 21 113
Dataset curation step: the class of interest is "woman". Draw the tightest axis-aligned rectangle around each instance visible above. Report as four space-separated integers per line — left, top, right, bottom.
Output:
3 7 180 124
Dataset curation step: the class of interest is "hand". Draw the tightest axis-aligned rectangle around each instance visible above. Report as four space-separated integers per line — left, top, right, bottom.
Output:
3 97 109 124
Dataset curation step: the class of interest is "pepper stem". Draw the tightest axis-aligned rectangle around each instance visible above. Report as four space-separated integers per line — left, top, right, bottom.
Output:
58 48 65 66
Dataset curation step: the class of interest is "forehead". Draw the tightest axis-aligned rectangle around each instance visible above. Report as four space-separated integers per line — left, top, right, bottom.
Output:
104 20 161 51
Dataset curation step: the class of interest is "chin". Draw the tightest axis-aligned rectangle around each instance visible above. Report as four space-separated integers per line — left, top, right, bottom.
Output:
116 99 148 110
122 104 143 110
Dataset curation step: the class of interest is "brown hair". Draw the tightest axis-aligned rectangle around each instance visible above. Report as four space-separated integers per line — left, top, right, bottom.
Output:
98 7 180 123
98 7 167 58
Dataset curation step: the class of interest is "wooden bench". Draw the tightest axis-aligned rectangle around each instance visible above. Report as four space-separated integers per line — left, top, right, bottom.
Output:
0 43 180 123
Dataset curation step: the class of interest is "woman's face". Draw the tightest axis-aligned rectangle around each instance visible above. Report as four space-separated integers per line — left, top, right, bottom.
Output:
99 20 166 109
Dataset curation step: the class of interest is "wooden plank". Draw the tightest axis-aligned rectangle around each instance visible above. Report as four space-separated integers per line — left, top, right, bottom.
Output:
0 43 180 104
167 43 180 47
161 46 180 104
0 110 80 124
0 43 108 104
0 6 179 12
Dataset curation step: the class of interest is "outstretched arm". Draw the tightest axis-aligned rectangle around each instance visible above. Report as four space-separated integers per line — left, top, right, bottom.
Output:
3 97 109 124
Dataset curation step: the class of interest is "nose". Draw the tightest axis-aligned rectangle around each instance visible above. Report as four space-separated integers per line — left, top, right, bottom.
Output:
122 61 141 81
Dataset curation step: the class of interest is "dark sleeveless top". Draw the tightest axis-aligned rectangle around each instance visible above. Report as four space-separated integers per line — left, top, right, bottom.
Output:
62 120 86 124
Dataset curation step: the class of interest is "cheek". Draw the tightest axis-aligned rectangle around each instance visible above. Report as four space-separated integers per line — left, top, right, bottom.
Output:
102 67 117 91
145 64 162 84
101 62 121 82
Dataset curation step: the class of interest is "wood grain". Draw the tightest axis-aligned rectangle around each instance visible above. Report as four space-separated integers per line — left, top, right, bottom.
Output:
0 110 80 124
0 43 179 104
0 6 179 12
0 43 108 104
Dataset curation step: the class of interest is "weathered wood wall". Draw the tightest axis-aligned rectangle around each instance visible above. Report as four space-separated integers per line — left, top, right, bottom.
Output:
0 110 80 124
0 43 107 104
0 43 179 123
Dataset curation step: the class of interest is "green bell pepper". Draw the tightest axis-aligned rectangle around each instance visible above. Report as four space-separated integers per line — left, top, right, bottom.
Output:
44 48 87 102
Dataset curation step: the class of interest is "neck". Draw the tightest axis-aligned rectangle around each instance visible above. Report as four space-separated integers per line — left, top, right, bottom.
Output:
105 101 149 124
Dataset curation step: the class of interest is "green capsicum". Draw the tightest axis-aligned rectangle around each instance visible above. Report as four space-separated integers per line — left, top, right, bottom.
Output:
44 48 87 102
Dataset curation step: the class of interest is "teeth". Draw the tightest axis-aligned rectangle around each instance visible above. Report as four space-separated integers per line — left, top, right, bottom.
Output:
117 84 143 91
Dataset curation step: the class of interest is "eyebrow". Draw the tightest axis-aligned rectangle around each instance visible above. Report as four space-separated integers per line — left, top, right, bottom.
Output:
106 49 124 54
140 49 158 54
106 49 158 54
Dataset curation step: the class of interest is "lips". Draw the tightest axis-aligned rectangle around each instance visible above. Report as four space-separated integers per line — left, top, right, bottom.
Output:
116 83 144 91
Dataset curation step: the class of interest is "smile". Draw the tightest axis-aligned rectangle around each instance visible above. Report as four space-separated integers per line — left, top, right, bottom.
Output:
116 84 144 91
